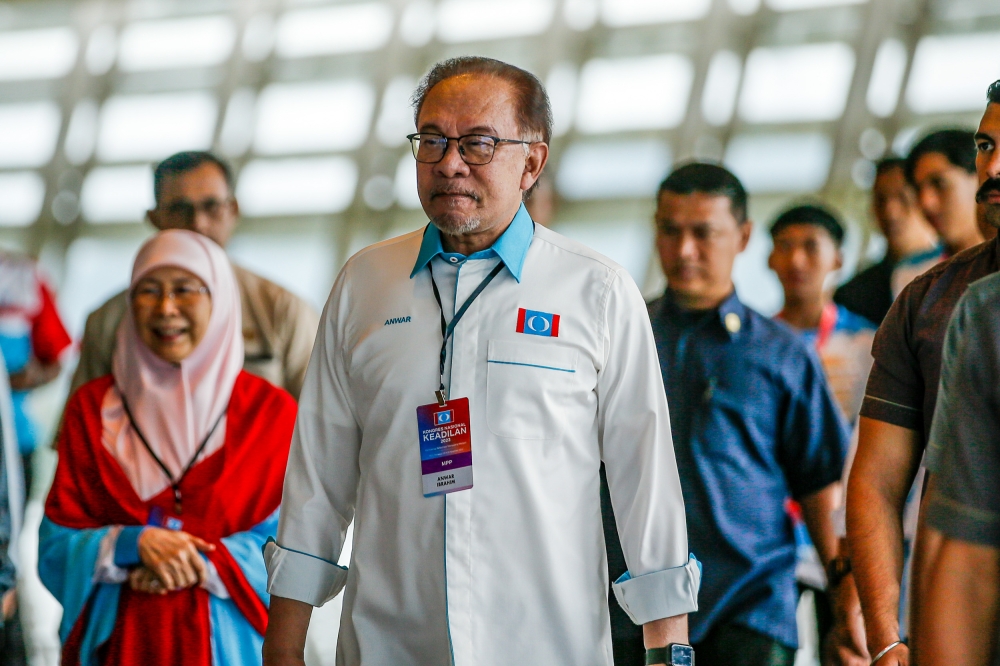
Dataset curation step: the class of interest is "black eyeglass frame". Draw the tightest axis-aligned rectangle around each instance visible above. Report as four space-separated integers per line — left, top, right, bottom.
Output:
406 132 533 165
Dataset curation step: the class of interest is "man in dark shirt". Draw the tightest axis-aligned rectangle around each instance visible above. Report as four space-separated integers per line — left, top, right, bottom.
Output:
834 159 940 324
604 163 847 666
919 270 1000 665
844 83 1000 666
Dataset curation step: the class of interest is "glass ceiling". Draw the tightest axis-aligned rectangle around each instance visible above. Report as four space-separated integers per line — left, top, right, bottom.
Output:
0 0 998 324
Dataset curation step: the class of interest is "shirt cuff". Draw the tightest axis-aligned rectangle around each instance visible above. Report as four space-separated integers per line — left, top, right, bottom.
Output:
263 538 348 607
94 526 130 585
113 526 145 568
612 554 701 625
202 557 231 599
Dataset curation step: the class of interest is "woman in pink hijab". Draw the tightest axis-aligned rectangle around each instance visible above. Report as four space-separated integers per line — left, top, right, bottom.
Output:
39 230 297 666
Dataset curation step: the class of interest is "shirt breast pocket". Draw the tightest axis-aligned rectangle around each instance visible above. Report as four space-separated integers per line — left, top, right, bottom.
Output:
486 339 579 440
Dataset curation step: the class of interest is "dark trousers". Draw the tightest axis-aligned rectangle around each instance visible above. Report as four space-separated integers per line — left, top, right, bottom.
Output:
0 607 28 666
613 623 795 666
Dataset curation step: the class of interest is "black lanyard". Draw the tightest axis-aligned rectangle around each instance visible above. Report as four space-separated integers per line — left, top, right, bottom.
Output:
428 260 505 405
120 396 228 515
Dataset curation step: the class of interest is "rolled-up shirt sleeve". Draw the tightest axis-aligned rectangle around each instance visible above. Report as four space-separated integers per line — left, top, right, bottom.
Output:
266 270 359 606
599 270 699 624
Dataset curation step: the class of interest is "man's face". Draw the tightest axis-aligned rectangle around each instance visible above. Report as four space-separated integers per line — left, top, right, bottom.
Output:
975 103 1000 229
147 162 239 248
768 224 842 304
872 166 920 242
415 75 546 237
912 151 979 248
655 191 751 309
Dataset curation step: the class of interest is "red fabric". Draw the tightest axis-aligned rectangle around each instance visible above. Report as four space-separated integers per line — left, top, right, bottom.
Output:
47 371 296 666
31 281 71 364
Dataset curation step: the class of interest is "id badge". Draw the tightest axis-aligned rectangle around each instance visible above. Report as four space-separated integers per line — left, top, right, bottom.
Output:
416 397 473 497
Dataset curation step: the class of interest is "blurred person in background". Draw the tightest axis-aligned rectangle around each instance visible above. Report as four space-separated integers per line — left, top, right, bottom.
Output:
0 255 70 666
0 352 25 666
603 163 847 666
834 159 941 325
907 129 986 256
0 254 72 495
70 151 318 400
916 85 1000 666
39 230 296 665
768 204 876 665
846 84 1000 666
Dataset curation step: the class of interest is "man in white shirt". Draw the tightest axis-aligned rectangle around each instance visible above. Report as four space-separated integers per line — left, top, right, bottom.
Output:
262 56 699 666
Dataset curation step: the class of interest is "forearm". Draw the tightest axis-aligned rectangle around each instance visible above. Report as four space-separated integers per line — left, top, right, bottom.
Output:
919 538 1000 666
263 596 313 666
800 482 841 568
643 613 688 650
846 418 921 653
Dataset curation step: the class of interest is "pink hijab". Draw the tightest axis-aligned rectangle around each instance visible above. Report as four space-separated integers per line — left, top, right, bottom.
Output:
104 230 243 500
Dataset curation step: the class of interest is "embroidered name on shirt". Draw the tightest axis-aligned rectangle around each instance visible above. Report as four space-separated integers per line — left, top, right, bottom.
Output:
516 308 560 337
384 316 412 326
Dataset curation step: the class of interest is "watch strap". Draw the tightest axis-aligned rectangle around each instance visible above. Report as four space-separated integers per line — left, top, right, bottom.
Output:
646 647 670 665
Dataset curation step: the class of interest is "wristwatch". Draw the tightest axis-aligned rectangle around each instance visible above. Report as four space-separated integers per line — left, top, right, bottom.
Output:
826 556 852 588
645 643 694 665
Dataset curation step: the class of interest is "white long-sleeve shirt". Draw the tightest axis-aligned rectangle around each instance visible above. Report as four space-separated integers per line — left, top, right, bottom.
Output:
266 206 699 665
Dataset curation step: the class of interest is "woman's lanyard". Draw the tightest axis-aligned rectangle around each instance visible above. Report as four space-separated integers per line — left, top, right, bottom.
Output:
815 302 838 352
119 397 228 514
428 260 505 406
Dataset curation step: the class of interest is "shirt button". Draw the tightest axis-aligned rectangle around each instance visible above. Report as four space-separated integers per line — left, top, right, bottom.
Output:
449 257 459 263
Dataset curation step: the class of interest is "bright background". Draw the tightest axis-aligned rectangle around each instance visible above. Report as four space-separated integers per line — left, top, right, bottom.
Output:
2 0 1000 663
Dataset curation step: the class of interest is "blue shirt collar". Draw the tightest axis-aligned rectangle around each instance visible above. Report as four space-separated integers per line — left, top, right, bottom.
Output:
409 203 534 283
661 288 747 340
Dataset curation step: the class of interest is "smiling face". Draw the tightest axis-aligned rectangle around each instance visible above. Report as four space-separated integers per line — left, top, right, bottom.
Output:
976 103 1000 229
768 224 843 305
132 266 212 364
655 191 752 310
415 74 547 246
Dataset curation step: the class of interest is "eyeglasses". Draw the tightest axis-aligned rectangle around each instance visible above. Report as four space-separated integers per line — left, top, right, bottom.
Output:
407 133 532 166
160 197 233 224
132 284 209 308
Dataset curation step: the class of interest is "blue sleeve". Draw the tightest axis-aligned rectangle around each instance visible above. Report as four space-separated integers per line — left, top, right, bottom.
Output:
38 517 122 664
113 526 144 568
780 351 849 499
220 509 279 604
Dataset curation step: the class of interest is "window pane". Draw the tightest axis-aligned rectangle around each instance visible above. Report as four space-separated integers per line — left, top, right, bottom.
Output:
0 172 45 227
557 140 672 200
376 76 418 147
118 16 235 71
395 155 422 209
227 234 334 310
905 32 1000 114
437 0 556 43
97 92 218 162
576 55 694 133
555 220 653 286
65 99 100 165
600 0 711 26
546 63 578 137
60 237 146 336
254 81 375 155
724 132 833 192
0 102 62 168
867 39 907 117
80 165 155 223
766 0 866 9
275 3 394 58
702 50 742 126
739 42 855 123
237 157 359 216
0 27 78 81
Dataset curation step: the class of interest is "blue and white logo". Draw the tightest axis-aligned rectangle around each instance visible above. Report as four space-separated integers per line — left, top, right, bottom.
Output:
434 410 454 426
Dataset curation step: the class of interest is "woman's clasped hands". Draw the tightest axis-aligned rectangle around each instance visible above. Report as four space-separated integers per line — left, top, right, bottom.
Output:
129 527 216 595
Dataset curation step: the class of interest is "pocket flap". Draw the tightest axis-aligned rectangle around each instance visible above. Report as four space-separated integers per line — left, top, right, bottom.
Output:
487 339 577 373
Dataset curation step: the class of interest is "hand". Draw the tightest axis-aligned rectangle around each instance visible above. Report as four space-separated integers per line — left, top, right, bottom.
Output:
1 589 16 620
8 357 61 391
825 576 869 666
129 567 167 595
137 527 215 591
